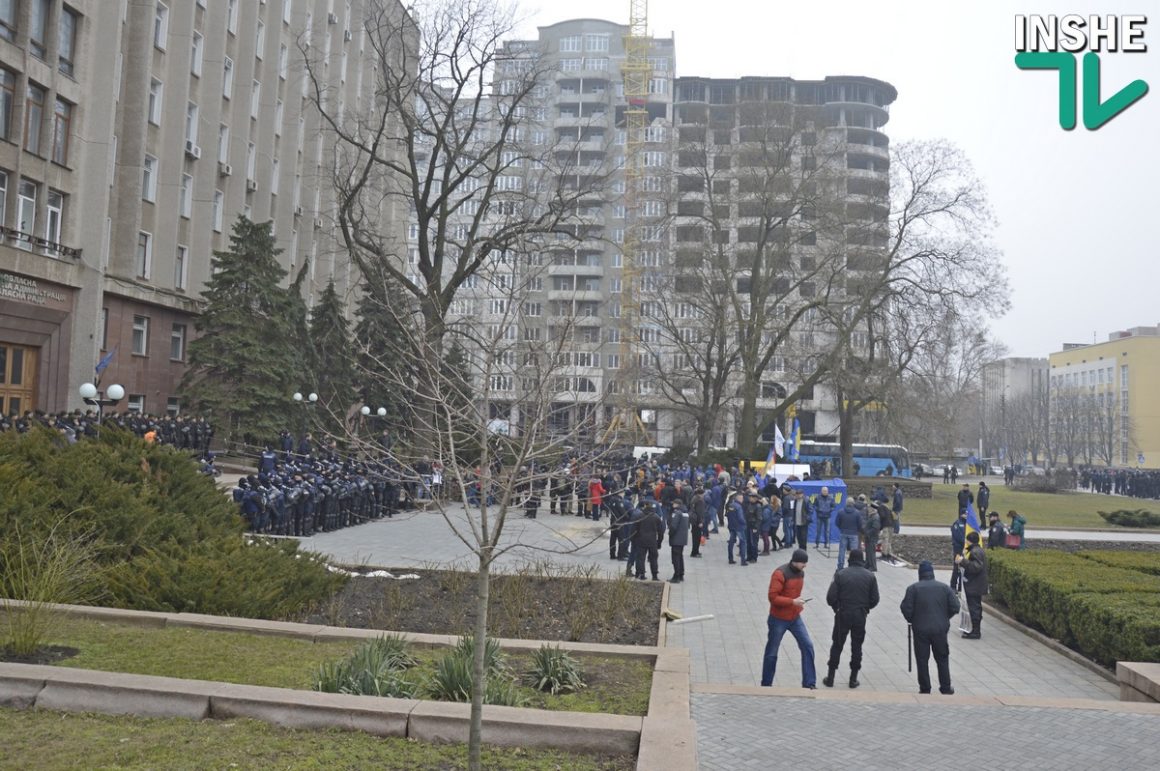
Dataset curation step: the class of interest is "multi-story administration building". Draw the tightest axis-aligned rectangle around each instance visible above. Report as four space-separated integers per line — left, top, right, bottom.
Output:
0 0 407 416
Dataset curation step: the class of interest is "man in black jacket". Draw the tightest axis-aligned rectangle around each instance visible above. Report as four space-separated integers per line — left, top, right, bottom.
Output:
634 503 663 581
822 548 879 688
956 531 988 639
668 501 690 583
900 560 960 694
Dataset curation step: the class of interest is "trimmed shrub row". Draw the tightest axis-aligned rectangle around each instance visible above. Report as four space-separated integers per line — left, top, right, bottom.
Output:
1076 550 1160 577
988 549 1160 666
1098 509 1160 528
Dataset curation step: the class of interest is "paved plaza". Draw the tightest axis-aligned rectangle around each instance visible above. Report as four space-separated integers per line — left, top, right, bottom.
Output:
285 499 1158 767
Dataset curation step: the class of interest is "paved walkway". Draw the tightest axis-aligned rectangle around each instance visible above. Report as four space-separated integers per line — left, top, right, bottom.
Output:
693 692 1160 771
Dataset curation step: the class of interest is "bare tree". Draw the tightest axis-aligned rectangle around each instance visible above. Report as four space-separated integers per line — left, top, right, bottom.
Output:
824 140 1009 475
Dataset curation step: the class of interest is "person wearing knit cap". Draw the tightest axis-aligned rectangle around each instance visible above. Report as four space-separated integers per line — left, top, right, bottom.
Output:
822 548 879 688
955 531 988 639
760 549 817 689
900 560 960 695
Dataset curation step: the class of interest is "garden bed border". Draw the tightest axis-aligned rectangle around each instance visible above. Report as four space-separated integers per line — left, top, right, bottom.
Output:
0 599 695 770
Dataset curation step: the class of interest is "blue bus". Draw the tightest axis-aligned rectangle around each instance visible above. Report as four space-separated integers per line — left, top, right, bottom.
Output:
795 442 911 478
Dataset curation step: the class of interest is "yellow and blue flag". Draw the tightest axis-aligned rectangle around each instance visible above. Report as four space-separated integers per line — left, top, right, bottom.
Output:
964 502 983 551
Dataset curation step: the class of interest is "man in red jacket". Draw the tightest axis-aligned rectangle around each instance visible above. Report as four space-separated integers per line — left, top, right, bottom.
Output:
760 549 817 688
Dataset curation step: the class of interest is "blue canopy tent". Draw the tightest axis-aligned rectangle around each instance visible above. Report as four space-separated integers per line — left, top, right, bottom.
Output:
783 478 848 544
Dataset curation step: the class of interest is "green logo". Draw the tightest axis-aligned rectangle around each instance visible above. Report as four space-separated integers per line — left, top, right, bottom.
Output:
1016 51 1149 130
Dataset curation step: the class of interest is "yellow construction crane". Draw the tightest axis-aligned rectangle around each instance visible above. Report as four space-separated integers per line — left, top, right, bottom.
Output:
602 0 653 445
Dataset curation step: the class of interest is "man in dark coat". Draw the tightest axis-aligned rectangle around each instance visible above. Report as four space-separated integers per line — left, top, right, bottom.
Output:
823 548 879 688
634 503 663 581
987 512 1007 549
668 500 690 583
900 560 960 695
956 531 988 639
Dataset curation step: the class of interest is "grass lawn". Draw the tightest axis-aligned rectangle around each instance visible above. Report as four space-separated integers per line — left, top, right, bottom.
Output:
41 617 652 716
899 484 1160 529
0 708 634 770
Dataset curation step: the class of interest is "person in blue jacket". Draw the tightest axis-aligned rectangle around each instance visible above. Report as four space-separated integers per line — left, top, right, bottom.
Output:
726 491 749 566
814 487 835 548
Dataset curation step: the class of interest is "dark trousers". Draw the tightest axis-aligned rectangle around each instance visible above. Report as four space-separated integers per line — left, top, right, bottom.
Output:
671 545 685 580
863 533 878 571
690 522 702 556
747 526 759 562
635 542 659 578
966 592 983 633
796 524 809 550
610 526 620 558
913 631 952 693
827 610 867 671
816 517 830 546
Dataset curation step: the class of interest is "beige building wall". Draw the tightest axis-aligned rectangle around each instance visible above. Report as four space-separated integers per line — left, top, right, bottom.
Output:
1049 326 1160 467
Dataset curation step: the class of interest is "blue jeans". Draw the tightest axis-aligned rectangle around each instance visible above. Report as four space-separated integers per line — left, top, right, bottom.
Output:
727 527 748 563
761 615 816 687
836 534 860 569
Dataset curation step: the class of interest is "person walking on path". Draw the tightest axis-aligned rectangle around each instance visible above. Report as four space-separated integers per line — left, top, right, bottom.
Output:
760 549 817 689
977 481 991 518
950 509 967 591
726 491 749 566
1007 509 1027 549
861 499 881 572
836 495 863 570
822 548 879 689
956 531 988 638
876 500 895 564
891 481 904 535
633 503 663 580
900 560 960 695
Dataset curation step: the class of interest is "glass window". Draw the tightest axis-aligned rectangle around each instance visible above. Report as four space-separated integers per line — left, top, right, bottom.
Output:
250 80 260 118
212 190 223 231
174 244 188 289
279 44 288 79
136 232 152 278
166 397 180 416
0 69 13 140
142 155 157 201
131 315 150 355
222 57 233 98
24 84 45 154
170 323 186 360
44 189 62 245
283 0 292 24
58 6 78 76
0 171 6 227
185 102 199 144
30 0 48 58
148 78 163 124
52 99 72 165
191 31 203 76
127 395 145 413
179 173 192 217
17 179 36 243
246 142 256 179
255 20 265 58
0 0 15 41
101 308 108 350
226 0 237 34
218 123 229 163
154 2 168 50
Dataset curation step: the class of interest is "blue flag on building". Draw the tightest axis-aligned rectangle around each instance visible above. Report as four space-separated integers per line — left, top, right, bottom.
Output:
95 346 117 375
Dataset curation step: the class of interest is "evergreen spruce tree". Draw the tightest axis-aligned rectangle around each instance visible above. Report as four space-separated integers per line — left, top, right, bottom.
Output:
181 217 301 444
307 280 357 433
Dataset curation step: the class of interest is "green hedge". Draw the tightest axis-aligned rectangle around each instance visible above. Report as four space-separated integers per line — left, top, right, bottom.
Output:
989 549 1160 664
1076 550 1160 577
1098 509 1160 528
0 428 344 619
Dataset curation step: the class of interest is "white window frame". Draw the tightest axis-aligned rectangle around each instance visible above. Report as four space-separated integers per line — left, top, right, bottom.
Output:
212 190 223 232
250 80 261 118
44 189 62 245
179 173 193 218
255 20 265 59
142 155 158 202
222 57 234 99
218 123 229 163
154 3 169 50
191 31 203 77
170 323 186 361
175 244 188 290
136 232 152 279
148 78 163 125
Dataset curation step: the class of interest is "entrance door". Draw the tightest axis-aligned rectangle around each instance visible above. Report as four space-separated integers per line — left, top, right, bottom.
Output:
0 344 38 416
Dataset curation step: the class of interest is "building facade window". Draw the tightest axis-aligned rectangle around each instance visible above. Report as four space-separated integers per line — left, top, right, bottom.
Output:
0 68 13 140
222 57 234 98
174 244 188 290
131 315 150 355
191 31 204 76
154 2 168 49
142 155 158 201
170 323 186 361
136 231 152 278
44 189 62 245
0 171 7 227
17 178 36 240
148 78 163 124
24 84 45 154
212 190 223 231
250 80 261 118
255 20 265 58
179 173 192 217
0 0 15 41
52 99 72 165
58 6 78 76
185 102 199 144
29 0 48 58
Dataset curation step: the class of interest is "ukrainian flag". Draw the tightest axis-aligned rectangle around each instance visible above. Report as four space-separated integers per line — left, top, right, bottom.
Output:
965 502 983 551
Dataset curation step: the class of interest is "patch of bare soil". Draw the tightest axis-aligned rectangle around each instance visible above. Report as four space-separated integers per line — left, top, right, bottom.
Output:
302 568 663 646
1 645 80 665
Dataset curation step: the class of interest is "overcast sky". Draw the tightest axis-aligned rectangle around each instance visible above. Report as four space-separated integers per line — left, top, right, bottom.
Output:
517 0 1160 358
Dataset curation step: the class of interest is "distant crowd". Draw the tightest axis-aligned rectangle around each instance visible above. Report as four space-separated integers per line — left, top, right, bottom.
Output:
0 410 214 452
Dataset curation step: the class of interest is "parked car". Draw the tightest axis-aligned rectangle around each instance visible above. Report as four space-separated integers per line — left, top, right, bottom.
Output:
1023 466 1047 476
988 464 1003 475
913 462 938 478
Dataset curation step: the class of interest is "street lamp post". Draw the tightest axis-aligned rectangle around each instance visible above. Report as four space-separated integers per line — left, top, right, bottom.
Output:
292 391 318 437
79 382 125 431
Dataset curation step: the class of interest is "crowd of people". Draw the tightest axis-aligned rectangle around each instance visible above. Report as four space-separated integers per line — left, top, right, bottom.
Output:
1080 466 1160 498
0 409 214 451
231 433 433 536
